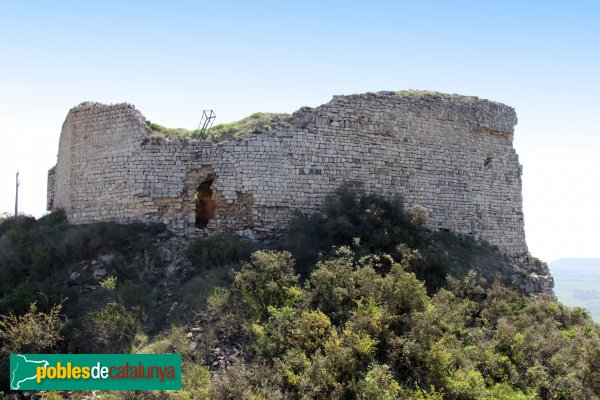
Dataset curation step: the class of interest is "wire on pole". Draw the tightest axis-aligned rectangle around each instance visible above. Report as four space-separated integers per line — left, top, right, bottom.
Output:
15 171 19 216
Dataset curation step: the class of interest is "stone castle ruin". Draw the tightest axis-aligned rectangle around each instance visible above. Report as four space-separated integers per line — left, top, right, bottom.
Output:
46 91 553 294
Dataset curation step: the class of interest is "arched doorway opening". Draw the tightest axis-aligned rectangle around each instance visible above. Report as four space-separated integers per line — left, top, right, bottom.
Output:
195 179 215 228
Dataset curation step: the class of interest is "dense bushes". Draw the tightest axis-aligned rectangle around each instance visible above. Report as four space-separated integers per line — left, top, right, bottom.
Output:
176 185 600 398
0 302 65 390
191 248 600 399
1 187 599 398
84 303 141 353
0 212 171 361
284 182 424 274
186 234 259 270
283 183 519 292
0 212 166 316
0 301 64 354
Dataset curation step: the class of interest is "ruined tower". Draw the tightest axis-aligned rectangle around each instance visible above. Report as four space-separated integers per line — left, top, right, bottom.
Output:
47 91 553 294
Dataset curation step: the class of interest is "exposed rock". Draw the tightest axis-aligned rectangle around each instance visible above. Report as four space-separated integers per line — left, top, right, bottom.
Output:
99 254 115 263
236 229 257 240
93 268 108 280
526 272 555 297
69 271 81 281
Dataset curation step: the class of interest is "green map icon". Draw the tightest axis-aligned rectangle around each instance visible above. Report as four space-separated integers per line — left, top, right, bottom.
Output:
10 354 49 390
9 353 181 390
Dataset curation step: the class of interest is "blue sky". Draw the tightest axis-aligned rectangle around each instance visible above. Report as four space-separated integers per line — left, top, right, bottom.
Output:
1 1 598 261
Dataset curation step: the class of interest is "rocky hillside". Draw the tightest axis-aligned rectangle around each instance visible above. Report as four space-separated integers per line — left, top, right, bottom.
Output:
0 186 598 399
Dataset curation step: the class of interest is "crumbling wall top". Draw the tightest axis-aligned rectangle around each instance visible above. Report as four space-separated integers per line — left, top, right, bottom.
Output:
323 91 518 136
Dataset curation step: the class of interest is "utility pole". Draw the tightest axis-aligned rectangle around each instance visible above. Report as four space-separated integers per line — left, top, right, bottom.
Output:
15 171 19 216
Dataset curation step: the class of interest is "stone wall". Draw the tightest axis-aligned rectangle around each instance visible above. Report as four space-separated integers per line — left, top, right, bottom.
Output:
47 91 553 293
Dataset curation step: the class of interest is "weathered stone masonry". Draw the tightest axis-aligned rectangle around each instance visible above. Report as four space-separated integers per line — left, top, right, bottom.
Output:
47 91 553 294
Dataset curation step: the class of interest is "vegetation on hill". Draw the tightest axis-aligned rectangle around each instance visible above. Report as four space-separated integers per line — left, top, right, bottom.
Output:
144 91 488 144
0 186 599 399
0 213 228 392
188 250 599 400
393 90 482 102
281 183 525 293
147 112 290 142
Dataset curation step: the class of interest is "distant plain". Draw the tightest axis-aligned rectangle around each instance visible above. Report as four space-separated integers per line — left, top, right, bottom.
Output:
550 258 600 322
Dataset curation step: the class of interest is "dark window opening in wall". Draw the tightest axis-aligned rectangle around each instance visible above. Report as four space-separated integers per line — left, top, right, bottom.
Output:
195 179 215 228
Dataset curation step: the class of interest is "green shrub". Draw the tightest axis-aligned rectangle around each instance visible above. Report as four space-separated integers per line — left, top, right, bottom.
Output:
0 301 64 354
308 255 357 324
100 276 118 291
0 214 36 237
0 212 165 301
186 234 259 270
176 363 211 399
0 278 65 316
1 185 599 399
136 326 196 361
84 303 141 353
356 364 401 400
283 183 521 294
444 368 487 399
114 280 157 312
284 183 423 273
232 250 300 318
